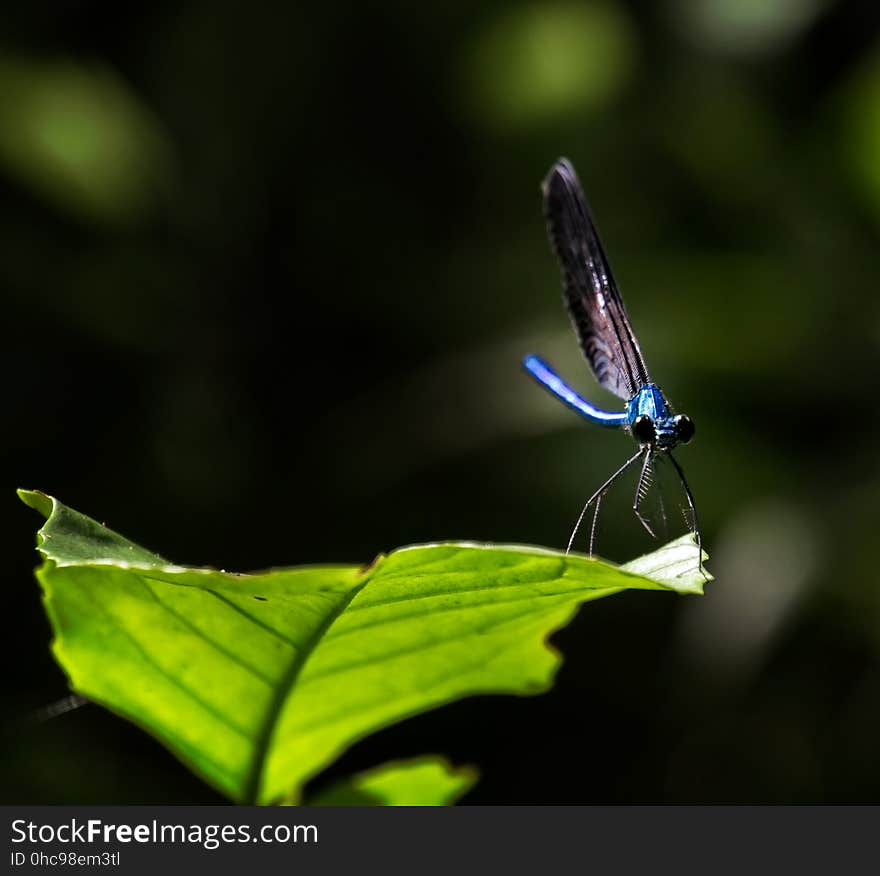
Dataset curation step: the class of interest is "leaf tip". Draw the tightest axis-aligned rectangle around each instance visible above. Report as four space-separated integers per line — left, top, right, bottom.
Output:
17 489 54 519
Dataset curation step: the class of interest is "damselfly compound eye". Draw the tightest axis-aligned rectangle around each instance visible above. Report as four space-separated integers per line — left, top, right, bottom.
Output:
632 415 655 444
674 414 695 444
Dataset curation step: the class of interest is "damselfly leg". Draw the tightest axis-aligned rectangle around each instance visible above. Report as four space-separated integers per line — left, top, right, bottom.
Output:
667 450 704 575
633 451 658 539
566 448 646 555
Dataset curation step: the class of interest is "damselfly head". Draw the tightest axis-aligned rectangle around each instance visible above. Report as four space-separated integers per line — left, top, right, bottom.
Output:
630 411 695 449
626 384 694 450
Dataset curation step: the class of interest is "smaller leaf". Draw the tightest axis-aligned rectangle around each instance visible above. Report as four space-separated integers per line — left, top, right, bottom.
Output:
308 756 477 806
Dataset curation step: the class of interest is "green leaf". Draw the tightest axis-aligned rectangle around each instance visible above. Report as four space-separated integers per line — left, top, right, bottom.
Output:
308 756 477 806
18 489 708 804
18 489 166 567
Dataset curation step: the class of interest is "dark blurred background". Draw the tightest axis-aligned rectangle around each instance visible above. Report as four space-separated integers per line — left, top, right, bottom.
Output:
4 0 880 803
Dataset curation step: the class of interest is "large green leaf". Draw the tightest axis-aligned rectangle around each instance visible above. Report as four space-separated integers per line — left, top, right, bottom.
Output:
19 489 708 804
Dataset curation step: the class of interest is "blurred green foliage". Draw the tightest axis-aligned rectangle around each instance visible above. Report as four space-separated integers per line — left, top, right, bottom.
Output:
671 0 827 55
3 0 880 803
0 55 171 224
461 1 635 130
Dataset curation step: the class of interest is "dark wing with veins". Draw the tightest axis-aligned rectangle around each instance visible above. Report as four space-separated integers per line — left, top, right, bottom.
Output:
543 158 650 400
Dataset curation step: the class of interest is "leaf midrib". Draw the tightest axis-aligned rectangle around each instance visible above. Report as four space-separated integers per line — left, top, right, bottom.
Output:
240 564 375 804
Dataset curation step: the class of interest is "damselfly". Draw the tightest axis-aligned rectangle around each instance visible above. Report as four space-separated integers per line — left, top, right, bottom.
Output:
524 158 701 563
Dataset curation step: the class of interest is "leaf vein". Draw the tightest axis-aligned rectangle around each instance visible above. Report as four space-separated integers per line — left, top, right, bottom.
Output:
327 585 622 643
140 575 303 649
300 595 576 688
344 573 586 614
287 617 557 739
73 580 253 741
139 578 277 687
